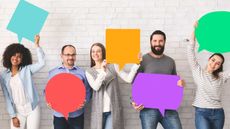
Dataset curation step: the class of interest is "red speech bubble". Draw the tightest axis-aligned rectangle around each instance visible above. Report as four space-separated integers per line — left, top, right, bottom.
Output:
45 73 86 119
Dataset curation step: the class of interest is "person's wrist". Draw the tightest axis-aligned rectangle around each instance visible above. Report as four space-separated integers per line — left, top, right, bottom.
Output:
129 97 133 105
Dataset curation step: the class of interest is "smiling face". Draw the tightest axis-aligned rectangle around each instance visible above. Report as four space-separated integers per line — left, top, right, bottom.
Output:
90 43 106 67
10 53 22 67
207 55 223 73
150 34 165 55
61 46 76 67
91 45 103 63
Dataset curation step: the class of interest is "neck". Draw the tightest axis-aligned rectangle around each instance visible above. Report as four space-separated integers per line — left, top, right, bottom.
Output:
206 66 213 74
149 52 163 59
94 61 103 68
63 64 74 69
11 65 19 75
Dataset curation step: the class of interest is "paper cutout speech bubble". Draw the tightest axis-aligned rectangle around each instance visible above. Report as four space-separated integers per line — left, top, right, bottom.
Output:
196 11 230 53
45 73 86 119
132 73 183 116
106 29 140 70
7 0 48 43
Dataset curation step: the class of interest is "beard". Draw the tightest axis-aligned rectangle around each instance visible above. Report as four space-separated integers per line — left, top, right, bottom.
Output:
151 45 165 55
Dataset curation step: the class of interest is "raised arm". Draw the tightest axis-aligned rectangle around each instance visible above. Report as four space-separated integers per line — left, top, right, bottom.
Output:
187 22 202 72
28 35 45 74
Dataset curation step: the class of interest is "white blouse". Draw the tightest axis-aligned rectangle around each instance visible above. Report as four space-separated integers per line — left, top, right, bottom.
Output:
10 73 32 115
86 64 139 112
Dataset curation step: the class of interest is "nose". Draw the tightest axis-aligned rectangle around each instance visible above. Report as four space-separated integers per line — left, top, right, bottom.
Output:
12 56 18 60
155 41 160 46
212 62 218 68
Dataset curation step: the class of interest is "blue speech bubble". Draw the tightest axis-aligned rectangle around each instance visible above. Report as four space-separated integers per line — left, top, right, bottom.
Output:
7 0 48 43
132 73 184 116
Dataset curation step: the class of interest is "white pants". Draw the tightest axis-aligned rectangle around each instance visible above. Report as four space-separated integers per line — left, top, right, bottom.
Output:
11 105 40 129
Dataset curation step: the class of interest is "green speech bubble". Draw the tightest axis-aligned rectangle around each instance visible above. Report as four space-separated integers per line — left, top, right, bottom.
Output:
195 11 230 53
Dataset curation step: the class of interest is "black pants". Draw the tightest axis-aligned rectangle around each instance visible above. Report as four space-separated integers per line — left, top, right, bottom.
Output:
53 114 84 129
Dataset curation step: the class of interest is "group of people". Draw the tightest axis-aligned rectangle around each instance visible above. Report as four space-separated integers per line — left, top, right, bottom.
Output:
0 22 229 129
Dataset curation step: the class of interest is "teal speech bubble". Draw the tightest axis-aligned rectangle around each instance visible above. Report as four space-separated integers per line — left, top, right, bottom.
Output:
195 11 230 53
7 0 48 43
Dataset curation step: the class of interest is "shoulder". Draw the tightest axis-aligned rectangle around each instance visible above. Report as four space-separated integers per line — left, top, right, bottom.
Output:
86 67 94 74
142 53 150 59
75 66 85 73
48 66 61 74
1 69 10 78
163 55 175 63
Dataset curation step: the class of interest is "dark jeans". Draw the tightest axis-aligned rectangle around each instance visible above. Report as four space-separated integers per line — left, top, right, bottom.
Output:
102 112 112 129
140 108 182 129
53 114 84 129
195 107 225 129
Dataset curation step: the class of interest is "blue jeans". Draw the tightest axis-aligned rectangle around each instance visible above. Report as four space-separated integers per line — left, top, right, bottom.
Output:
140 108 182 129
103 112 112 129
195 107 225 129
53 114 84 129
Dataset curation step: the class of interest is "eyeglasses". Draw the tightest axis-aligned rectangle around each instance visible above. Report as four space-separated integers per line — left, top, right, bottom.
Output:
62 54 76 57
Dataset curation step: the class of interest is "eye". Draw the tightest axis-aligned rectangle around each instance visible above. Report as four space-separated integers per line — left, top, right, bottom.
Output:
216 62 221 66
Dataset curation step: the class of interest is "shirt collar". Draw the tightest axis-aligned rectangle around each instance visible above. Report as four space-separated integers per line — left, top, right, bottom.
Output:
58 65 78 70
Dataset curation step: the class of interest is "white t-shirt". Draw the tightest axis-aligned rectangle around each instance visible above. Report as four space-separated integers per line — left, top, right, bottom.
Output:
10 73 32 115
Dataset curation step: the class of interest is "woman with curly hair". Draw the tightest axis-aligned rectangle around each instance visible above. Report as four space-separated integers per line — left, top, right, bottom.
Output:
0 35 45 129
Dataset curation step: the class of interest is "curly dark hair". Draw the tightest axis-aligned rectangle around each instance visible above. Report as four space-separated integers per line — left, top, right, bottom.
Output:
3 43 32 71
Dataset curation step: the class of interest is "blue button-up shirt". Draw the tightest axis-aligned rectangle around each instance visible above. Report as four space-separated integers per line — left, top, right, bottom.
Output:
48 65 91 118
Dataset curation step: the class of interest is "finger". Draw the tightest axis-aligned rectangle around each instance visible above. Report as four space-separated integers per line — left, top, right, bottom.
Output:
137 105 143 110
138 105 144 111
139 106 144 111
14 121 20 127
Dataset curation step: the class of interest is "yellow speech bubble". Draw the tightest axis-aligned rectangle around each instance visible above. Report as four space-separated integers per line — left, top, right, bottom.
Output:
106 29 140 70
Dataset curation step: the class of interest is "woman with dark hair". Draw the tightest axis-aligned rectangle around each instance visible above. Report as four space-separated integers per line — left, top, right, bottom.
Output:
0 35 45 129
187 22 230 129
85 43 140 129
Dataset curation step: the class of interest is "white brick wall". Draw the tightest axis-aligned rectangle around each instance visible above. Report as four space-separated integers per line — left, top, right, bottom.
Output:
0 0 230 129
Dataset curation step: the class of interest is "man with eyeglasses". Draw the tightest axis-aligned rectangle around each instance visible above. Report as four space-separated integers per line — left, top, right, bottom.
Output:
47 45 91 129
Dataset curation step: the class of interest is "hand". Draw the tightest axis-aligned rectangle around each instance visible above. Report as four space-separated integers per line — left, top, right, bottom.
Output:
34 35 40 47
193 21 198 28
46 103 52 110
101 59 107 71
138 52 142 63
177 79 185 87
12 117 20 128
131 101 144 111
78 100 86 110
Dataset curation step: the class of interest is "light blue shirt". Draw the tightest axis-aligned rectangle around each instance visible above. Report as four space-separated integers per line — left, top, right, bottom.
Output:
48 65 91 118
0 47 45 118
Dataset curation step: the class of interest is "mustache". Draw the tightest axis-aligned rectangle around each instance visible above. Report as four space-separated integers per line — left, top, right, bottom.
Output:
151 45 165 55
154 45 163 48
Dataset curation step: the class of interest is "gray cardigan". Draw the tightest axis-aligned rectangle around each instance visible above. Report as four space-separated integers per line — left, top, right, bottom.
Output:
86 64 124 129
